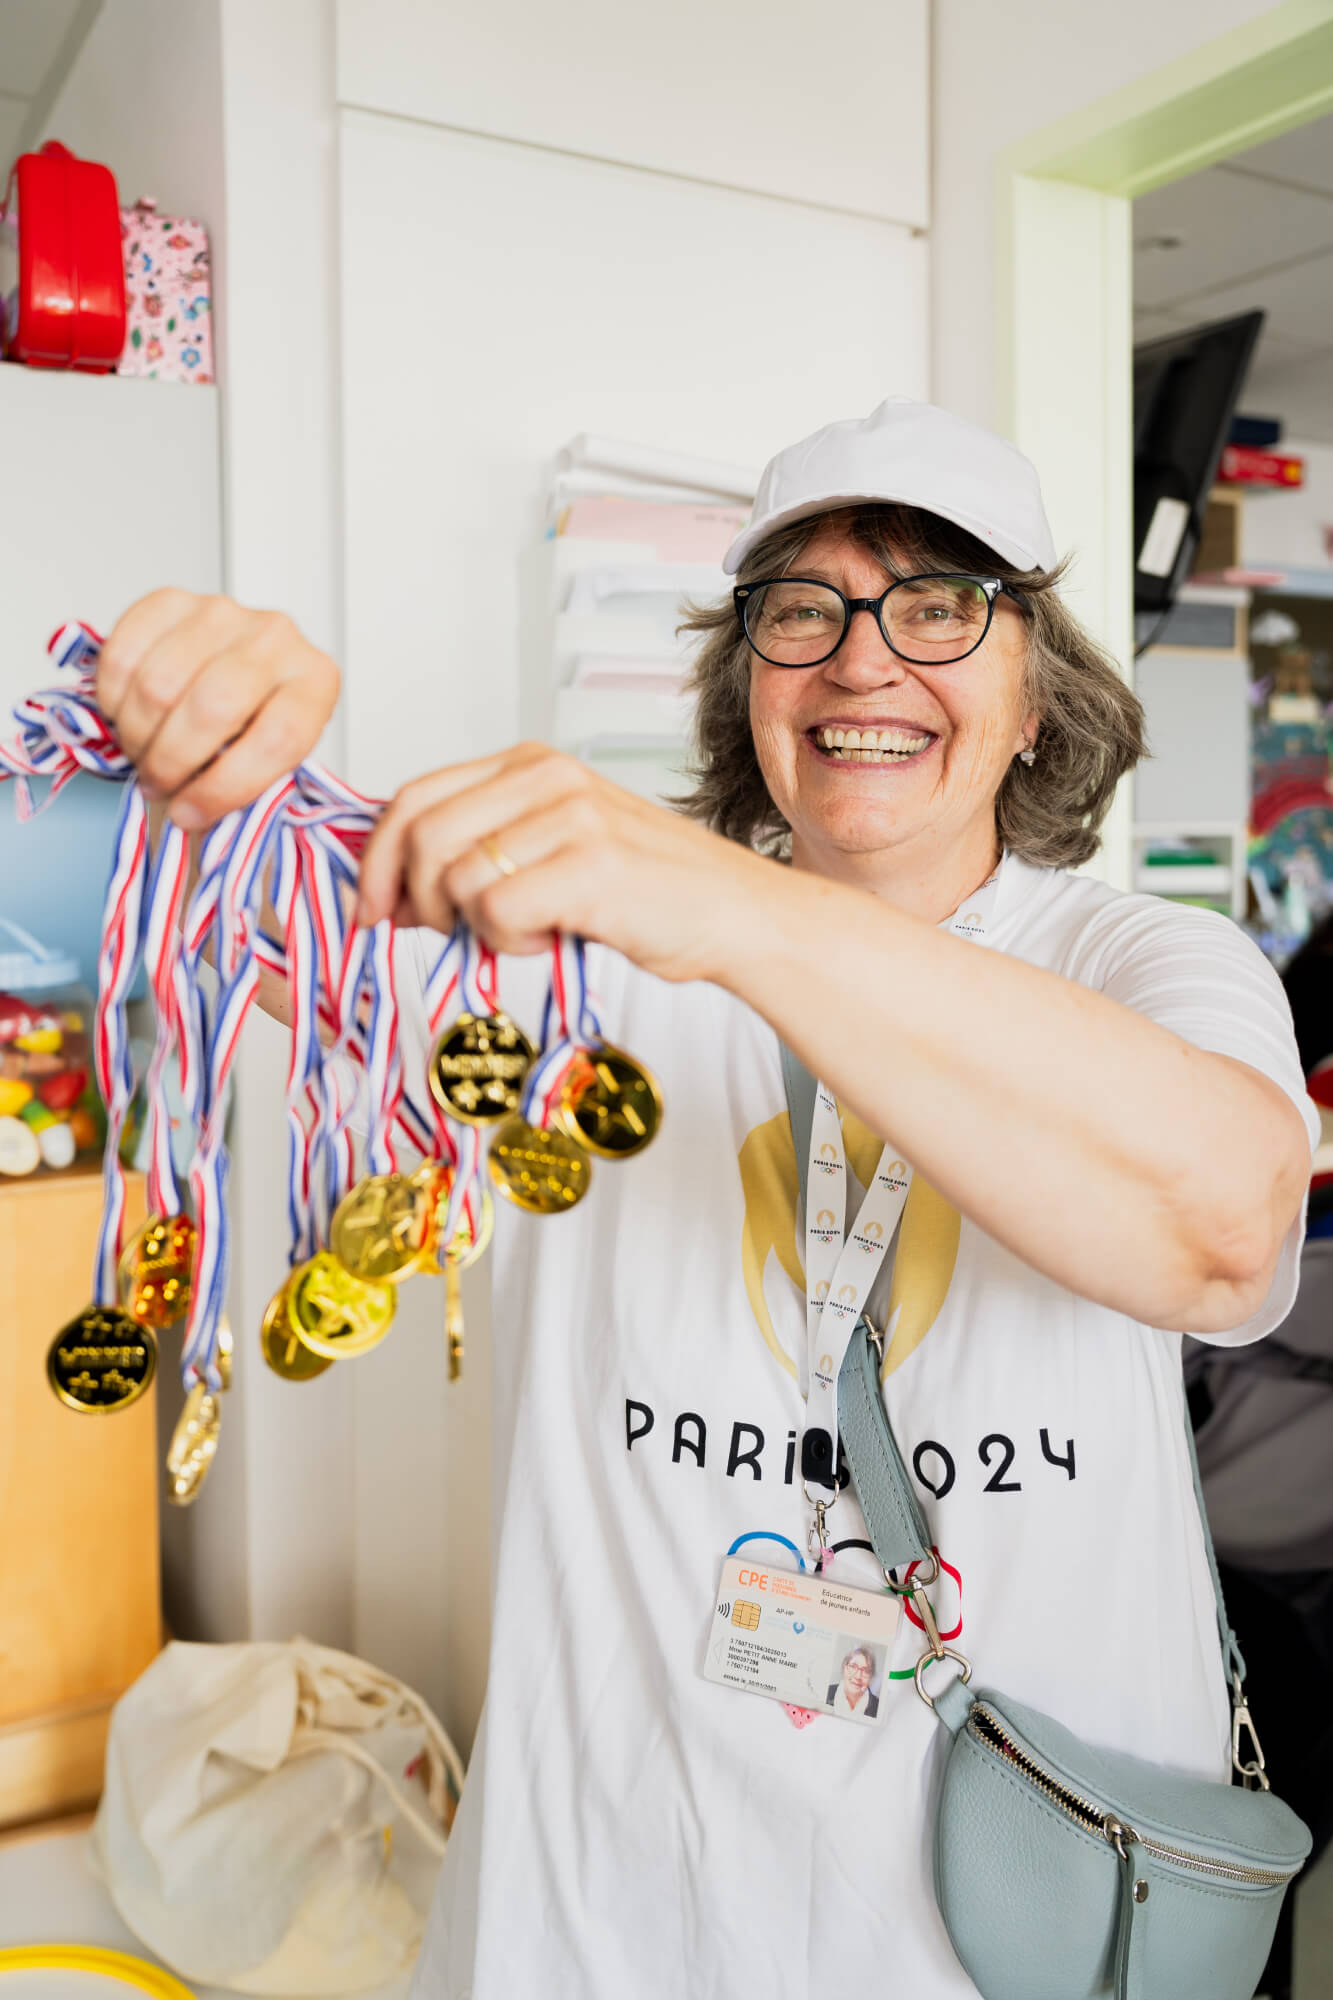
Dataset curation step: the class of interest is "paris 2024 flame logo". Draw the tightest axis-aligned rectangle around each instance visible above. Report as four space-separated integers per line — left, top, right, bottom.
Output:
737 1103 960 1383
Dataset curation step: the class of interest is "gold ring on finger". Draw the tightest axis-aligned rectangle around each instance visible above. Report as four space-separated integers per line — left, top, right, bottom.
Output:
480 835 518 879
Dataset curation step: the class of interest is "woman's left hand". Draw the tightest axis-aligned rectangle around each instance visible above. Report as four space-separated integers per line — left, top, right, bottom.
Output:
355 742 777 984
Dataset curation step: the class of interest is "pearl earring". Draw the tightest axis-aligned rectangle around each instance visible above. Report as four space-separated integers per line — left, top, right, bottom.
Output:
1019 747 1036 767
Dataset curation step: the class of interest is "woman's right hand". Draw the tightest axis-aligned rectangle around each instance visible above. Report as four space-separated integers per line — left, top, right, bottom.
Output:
96 589 340 827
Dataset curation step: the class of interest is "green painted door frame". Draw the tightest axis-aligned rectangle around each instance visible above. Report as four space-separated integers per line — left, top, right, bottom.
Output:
996 0 1333 887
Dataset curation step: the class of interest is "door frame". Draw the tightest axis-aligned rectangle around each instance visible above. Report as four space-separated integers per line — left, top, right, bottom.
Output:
997 0 1333 886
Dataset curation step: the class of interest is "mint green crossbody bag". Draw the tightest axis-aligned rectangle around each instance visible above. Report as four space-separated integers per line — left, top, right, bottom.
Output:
781 1046 1311 2000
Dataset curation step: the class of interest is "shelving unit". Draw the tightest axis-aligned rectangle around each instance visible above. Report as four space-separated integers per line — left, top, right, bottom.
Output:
1132 821 1249 920
518 532 727 795
1133 541 1254 922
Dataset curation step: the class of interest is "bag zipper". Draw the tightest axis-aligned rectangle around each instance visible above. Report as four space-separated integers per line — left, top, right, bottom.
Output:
966 1703 1297 1887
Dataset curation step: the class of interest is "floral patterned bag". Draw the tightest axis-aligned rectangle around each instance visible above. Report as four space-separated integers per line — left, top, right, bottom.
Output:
118 196 212 384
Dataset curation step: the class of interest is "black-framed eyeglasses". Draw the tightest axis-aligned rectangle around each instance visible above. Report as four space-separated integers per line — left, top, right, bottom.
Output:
733 572 1030 669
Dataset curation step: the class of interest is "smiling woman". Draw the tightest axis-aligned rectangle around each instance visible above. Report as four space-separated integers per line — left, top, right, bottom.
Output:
681 500 1146 869
93 395 1318 2000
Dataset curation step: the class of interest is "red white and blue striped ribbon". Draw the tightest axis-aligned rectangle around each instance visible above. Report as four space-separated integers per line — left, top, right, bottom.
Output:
0 623 128 817
423 925 486 1253
91 782 151 1302
140 816 191 1219
520 932 596 1130
5 624 560 1384
178 787 291 1389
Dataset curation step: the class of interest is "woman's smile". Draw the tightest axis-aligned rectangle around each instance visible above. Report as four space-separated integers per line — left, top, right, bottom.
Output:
802 720 940 768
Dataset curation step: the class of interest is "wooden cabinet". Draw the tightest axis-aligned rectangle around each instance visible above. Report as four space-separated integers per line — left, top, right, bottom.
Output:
0 1166 160 1829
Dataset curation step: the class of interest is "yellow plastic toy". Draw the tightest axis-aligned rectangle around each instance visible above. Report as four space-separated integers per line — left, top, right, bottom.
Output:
0 1945 194 2000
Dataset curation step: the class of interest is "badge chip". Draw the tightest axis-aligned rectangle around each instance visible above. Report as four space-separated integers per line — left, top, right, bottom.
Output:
731 1600 762 1631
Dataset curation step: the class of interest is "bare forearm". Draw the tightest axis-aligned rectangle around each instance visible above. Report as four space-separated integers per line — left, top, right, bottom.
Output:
713 868 1307 1331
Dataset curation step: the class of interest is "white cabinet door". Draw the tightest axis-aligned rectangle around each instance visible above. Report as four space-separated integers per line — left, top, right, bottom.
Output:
338 109 928 799
337 0 929 227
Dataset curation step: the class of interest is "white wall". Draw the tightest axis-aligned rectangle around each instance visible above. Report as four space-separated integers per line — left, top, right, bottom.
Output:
931 0 1289 436
338 113 929 793
336 0 929 227
1240 438 1333 569
35 0 225 239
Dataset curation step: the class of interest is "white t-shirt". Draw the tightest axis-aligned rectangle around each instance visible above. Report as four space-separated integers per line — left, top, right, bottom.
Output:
404 855 1318 2000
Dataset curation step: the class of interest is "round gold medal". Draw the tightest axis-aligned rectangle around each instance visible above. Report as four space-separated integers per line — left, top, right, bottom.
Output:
117 1212 196 1329
428 1011 535 1125
330 1172 432 1283
287 1252 396 1360
47 1305 157 1414
488 1114 592 1215
260 1281 332 1381
556 1044 664 1160
165 1380 221 1507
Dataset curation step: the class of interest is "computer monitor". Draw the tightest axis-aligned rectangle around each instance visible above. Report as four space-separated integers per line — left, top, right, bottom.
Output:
1133 310 1264 615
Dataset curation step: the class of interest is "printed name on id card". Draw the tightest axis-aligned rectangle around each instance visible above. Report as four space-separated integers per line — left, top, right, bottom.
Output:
703 1556 901 1725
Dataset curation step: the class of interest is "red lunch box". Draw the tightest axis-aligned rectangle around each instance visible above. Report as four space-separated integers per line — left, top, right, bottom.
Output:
0 140 126 371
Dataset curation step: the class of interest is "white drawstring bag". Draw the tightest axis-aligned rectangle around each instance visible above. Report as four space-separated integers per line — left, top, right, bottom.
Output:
91 1637 465 1995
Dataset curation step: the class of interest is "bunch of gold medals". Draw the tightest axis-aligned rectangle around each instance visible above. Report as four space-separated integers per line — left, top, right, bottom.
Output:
263 927 662 1391
39 688 662 1511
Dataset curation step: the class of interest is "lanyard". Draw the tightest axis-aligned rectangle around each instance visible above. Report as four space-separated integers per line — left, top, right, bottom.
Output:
800 862 1005 1552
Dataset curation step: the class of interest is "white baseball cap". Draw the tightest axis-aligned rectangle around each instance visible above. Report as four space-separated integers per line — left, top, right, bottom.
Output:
722 397 1057 577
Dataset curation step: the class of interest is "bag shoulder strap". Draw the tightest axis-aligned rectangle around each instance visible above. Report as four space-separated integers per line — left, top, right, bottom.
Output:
778 1040 1247 1685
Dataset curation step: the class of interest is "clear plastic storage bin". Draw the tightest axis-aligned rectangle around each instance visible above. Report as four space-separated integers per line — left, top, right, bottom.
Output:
0 918 103 1174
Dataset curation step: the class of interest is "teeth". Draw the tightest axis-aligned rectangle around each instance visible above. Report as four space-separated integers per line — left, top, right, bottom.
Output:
815 724 931 762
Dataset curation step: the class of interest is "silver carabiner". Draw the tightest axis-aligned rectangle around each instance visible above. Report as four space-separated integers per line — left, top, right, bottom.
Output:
1231 1679 1270 1792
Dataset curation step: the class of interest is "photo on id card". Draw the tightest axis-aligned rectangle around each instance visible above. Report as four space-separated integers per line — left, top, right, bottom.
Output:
703 1555 899 1724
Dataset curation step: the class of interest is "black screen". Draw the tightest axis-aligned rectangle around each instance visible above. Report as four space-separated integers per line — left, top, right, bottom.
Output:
1132 310 1264 615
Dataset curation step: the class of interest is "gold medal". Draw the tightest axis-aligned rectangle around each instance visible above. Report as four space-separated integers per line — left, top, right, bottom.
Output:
165 1380 221 1506
287 1251 396 1360
556 1044 664 1160
260 1281 332 1381
117 1212 197 1329
488 1114 592 1215
47 1304 157 1413
428 1011 535 1125
330 1172 433 1283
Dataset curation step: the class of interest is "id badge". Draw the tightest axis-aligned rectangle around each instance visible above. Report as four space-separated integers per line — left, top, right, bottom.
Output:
703 1556 901 1725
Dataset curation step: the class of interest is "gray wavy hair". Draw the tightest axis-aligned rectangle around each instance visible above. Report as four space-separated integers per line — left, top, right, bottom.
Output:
675 503 1146 870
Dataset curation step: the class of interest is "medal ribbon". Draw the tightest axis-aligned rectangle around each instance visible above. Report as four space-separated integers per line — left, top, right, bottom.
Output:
6 631 502 1385
178 783 292 1389
519 932 594 1128
91 782 151 1303
139 817 191 1220
424 925 481 1255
